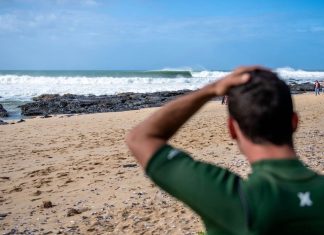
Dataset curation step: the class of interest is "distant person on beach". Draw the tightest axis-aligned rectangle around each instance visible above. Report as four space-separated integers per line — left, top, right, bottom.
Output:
314 80 320 95
126 66 324 235
221 95 228 105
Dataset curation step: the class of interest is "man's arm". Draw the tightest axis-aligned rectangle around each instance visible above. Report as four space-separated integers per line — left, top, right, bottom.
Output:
126 66 261 168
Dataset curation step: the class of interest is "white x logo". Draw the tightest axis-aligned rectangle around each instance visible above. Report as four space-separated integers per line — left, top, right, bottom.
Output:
297 192 313 207
167 149 180 160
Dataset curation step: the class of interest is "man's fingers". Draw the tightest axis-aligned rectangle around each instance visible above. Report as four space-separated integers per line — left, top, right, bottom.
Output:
229 65 271 86
240 73 250 82
234 65 271 75
225 72 250 88
213 65 270 96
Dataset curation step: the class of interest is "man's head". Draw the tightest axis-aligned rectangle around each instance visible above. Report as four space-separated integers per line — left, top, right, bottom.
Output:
227 69 296 147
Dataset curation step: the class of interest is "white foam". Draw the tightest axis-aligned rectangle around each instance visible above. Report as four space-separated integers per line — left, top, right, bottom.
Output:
1 68 323 101
0 74 213 101
275 67 324 81
191 71 229 79
192 68 324 82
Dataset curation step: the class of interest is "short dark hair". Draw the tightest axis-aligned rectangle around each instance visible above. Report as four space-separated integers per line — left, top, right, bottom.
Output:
228 69 294 146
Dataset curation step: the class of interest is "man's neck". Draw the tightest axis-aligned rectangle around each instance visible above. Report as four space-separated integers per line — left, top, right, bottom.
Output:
244 144 297 164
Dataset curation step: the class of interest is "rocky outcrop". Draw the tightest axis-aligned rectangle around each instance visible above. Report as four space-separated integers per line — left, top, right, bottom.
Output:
289 82 314 93
20 90 193 116
0 120 8 125
18 83 315 116
0 104 8 117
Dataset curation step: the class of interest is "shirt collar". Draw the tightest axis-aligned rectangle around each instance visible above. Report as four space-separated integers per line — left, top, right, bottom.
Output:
251 158 316 180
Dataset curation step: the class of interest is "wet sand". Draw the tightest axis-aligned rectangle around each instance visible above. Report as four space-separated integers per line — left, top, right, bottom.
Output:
0 93 323 234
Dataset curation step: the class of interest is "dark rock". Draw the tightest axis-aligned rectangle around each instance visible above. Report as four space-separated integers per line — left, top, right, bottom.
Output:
123 164 138 168
32 94 60 102
41 114 52 118
0 213 8 218
67 207 89 217
42 231 53 235
0 120 8 125
17 119 25 123
67 208 81 216
20 90 192 116
0 176 10 180
43 200 53 208
289 82 314 93
19 83 313 117
0 104 8 117
3 228 17 234
33 190 42 196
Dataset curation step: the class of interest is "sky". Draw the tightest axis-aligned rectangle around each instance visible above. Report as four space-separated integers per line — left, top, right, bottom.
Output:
1 0 324 70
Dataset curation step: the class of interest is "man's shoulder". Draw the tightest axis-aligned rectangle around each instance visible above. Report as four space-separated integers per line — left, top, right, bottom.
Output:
241 163 324 234
242 160 324 201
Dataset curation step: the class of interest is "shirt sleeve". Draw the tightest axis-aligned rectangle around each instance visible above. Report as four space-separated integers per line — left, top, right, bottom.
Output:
146 144 246 233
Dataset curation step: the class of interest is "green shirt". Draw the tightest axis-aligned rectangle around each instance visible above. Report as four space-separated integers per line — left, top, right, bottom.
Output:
146 145 324 235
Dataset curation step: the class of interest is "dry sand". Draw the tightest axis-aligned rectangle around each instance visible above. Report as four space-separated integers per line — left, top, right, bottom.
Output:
0 93 323 234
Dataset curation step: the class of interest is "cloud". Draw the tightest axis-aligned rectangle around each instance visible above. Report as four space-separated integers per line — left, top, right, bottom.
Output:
0 11 59 33
0 13 19 32
54 0 98 6
310 25 324 32
0 10 274 44
10 0 99 6
0 9 101 35
1 4 324 47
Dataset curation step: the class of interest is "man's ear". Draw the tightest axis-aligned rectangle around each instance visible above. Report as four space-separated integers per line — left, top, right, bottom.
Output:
292 112 299 132
228 117 237 139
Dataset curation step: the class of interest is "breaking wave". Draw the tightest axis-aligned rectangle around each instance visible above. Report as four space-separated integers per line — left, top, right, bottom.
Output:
0 67 323 101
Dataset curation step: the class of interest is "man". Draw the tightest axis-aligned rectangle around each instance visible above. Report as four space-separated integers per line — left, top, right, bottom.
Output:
126 66 324 235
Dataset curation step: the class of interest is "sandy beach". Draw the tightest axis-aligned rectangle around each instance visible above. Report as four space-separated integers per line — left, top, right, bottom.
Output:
0 93 323 234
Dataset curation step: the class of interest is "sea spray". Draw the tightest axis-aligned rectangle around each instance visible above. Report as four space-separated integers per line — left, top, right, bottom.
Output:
0 68 323 102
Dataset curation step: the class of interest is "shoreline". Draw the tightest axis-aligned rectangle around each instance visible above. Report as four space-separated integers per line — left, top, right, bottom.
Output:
0 82 318 121
0 93 323 234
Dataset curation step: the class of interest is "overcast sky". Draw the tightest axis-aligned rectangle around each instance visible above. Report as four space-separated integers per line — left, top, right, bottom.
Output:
1 0 324 70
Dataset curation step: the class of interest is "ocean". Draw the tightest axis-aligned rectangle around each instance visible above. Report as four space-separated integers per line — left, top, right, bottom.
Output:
1 67 324 119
